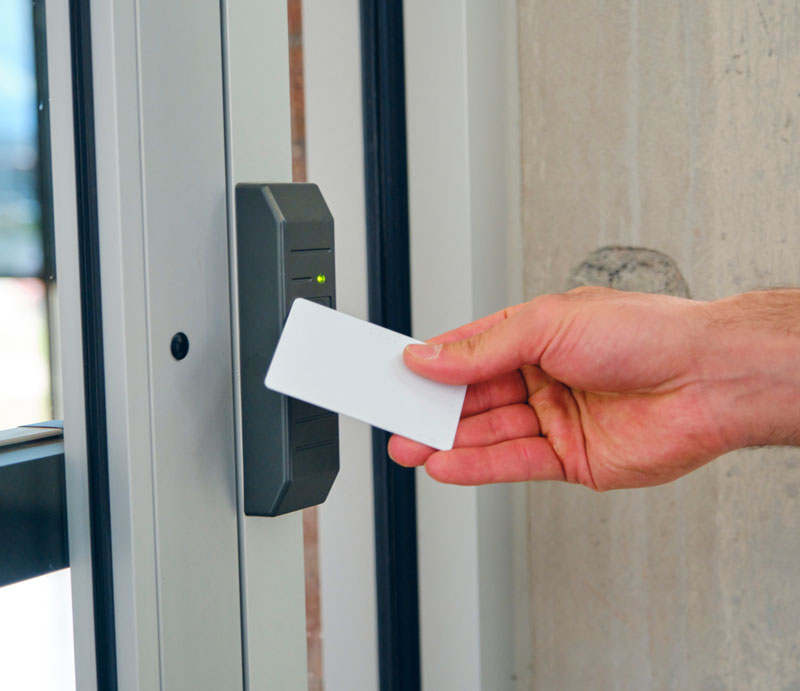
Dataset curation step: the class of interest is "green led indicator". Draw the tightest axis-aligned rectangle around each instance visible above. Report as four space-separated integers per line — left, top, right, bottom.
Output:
316 273 327 284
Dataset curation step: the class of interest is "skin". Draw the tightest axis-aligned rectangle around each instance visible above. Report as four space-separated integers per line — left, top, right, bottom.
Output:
387 287 800 491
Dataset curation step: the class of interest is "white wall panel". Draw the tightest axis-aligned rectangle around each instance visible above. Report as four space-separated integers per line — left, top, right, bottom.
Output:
304 1 380 690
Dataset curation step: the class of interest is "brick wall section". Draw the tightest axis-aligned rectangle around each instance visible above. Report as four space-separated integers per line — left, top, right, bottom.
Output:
289 0 307 183
288 1 323 689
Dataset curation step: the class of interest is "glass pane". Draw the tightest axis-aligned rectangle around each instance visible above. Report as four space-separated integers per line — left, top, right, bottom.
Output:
0 0 56 428
0 0 45 277
0 277 51 428
0 570 76 691
0 2 74 689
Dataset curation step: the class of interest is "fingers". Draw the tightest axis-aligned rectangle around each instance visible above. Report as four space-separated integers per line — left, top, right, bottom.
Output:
520 365 574 459
388 370 529 468
388 403 541 468
520 365 595 488
461 370 528 417
387 370 529 469
387 434 434 468
425 437 566 485
404 302 548 386
456 404 540 446
388 364 595 489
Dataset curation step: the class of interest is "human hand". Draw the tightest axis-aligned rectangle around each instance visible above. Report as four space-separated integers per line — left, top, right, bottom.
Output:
387 287 800 490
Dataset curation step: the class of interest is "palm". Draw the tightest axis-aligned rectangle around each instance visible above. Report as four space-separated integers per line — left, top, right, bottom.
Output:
559 385 721 489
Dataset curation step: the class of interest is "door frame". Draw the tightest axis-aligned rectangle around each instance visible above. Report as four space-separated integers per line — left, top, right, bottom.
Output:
303 1 381 689
58 0 308 688
403 1 526 689
47 0 99 686
222 1 309 687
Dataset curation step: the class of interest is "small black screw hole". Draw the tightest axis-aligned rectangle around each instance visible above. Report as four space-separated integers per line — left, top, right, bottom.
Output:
171 332 189 361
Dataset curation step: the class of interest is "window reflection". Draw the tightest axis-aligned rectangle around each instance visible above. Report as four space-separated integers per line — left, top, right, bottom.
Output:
0 0 54 428
0 570 76 691
0 0 44 277
0 278 51 427
0 4 74 690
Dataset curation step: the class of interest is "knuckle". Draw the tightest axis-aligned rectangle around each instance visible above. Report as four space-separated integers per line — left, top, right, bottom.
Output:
475 381 494 413
562 285 615 301
485 409 508 443
458 330 486 359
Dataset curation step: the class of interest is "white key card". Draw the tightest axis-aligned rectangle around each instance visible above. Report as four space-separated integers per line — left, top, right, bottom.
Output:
265 298 466 450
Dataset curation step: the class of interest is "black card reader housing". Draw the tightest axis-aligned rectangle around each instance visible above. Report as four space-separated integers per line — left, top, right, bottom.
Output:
235 183 339 516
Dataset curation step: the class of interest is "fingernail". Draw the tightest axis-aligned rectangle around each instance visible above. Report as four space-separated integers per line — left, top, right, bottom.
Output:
406 343 442 360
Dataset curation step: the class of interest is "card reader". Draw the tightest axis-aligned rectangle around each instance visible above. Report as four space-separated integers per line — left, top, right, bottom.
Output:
235 183 339 516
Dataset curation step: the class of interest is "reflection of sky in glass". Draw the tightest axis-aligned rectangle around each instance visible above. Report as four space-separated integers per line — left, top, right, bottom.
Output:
0 0 42 277
0 1 37 143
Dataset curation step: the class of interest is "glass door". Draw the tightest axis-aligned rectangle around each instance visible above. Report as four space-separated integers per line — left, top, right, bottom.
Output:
0 1 74 688
0 0 57 429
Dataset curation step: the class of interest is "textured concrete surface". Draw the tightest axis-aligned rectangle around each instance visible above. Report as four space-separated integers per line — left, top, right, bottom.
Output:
566 246 690 297
517 1 800 689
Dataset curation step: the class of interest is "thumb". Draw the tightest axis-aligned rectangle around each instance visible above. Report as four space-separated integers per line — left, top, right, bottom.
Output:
404 309 542 385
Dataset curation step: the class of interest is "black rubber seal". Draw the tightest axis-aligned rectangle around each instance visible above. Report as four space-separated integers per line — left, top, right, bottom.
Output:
359 1 422 689
68 0 118 687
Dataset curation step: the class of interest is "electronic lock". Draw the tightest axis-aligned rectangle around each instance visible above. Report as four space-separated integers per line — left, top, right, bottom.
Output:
235 183 338 516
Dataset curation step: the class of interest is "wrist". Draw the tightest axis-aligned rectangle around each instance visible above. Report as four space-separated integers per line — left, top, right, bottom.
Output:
697 291 800 451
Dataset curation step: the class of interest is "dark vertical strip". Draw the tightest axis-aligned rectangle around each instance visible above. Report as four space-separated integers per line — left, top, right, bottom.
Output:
68 0 118 688
359 2 421 690
33 1 55 283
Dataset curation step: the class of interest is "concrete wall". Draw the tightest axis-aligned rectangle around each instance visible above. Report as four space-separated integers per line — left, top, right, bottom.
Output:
517 2 800 689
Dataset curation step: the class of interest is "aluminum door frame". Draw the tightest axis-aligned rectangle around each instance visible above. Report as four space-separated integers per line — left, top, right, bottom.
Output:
46 1 98 687
303 1 380 689
78 0 308 688
222 0 308 688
